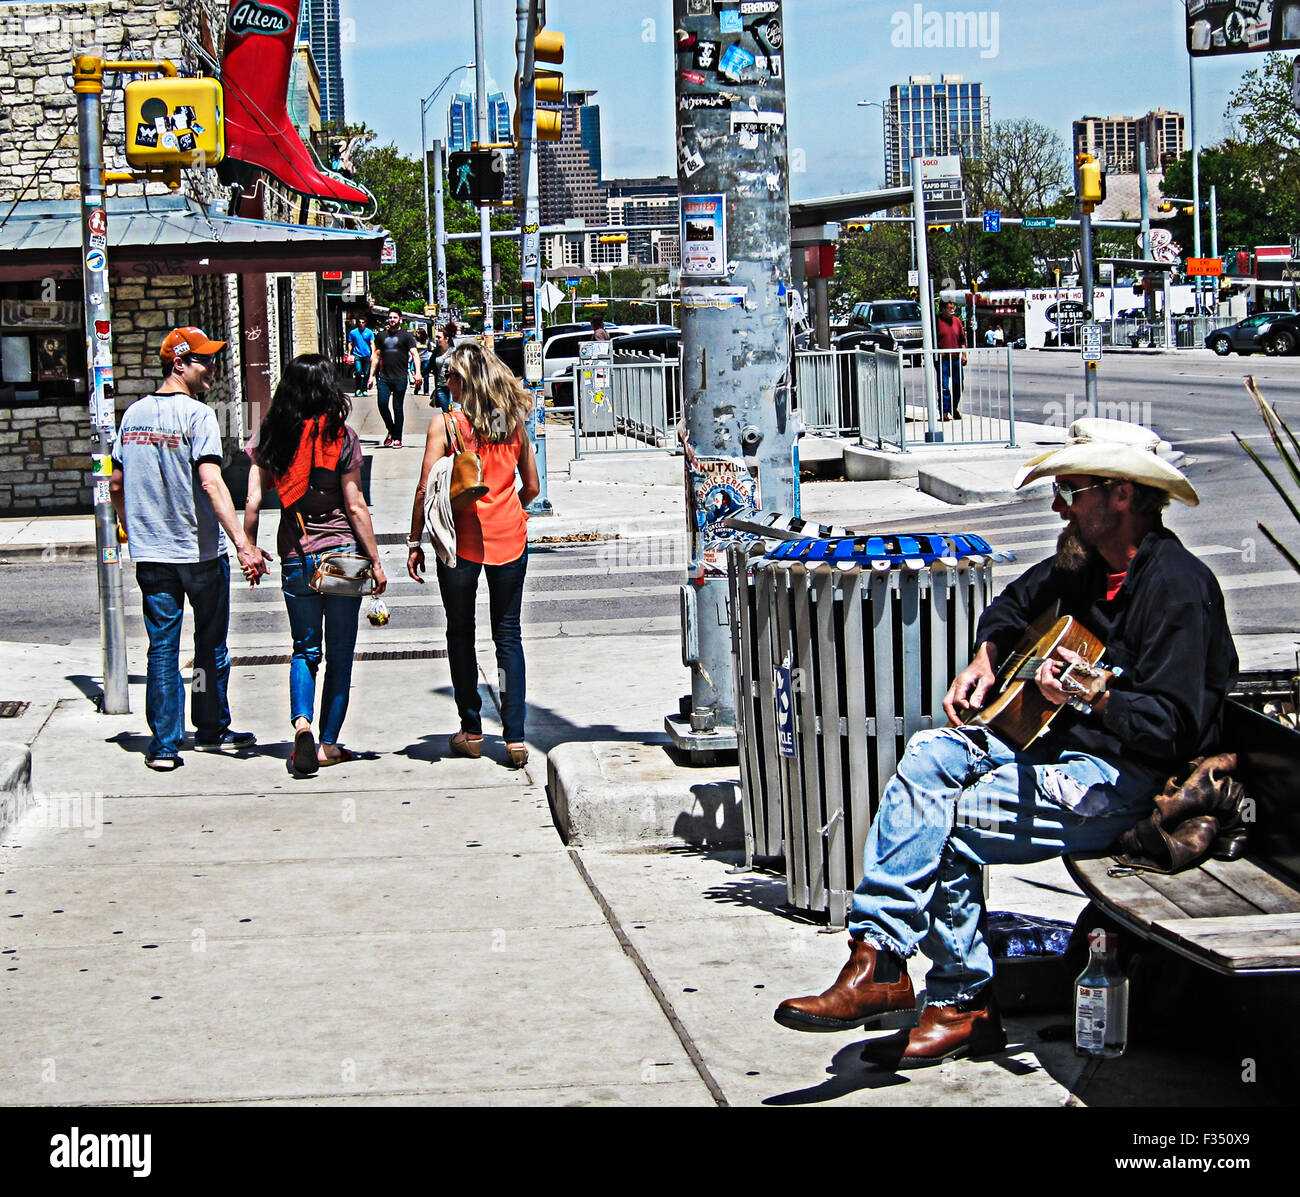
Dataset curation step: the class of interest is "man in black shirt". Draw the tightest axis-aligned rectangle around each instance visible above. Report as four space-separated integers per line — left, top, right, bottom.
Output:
368 310 421 447
774 419 1237 1069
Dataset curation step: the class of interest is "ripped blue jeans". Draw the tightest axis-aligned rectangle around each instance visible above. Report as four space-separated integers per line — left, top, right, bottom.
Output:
848 726 1163 1006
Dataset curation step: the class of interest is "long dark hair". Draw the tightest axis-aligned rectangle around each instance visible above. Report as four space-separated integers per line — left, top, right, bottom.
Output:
254 354 352 478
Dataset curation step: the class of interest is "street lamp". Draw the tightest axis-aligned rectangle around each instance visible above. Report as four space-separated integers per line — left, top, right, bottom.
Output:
857 99 886 187
421 63 475 312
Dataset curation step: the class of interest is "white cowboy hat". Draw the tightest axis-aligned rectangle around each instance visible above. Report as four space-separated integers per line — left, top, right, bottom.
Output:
1014 417 1199 506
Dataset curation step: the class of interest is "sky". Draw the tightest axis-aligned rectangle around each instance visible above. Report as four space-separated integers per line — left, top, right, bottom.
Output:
338 0 1263 201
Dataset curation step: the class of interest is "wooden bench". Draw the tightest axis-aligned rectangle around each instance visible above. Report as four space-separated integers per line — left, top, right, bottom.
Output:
1066 701 1300 978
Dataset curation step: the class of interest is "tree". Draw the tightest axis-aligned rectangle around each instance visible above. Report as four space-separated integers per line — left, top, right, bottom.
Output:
828 223 914 316
1161 141 1283 259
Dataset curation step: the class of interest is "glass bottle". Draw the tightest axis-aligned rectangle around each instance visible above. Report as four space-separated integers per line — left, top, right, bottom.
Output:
1074 928 1128 1058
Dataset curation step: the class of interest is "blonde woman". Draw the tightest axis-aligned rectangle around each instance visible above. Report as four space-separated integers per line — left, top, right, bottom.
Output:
407 342 540 766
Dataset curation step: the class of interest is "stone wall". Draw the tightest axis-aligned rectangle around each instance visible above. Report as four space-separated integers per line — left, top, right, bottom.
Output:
0 0 228 205
0 403 94 514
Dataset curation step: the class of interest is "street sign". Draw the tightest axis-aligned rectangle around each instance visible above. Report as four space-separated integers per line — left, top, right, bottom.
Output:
907 268 920 287
920 155 965 223
1187 2 1300 56
983 210 1002 233
1023 216 1056 230
1186 257 1224 276
1081 322 1103 363
423 304 438 317
538 281 565 313
380 237 396 265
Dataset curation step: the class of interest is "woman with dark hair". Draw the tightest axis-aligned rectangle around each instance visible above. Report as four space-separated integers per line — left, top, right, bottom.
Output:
429 321 458 412
406 341 539 766
244 354 387 775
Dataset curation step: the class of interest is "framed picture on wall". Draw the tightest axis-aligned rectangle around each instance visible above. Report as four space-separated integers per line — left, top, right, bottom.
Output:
37 333 69 381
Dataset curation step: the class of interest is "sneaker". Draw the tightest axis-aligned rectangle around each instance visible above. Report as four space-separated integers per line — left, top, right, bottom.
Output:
145 755 183 772
383 436 393 447
391 440 403 449
194 730 257 753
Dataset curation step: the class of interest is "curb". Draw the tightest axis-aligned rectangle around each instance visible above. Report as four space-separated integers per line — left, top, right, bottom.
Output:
0 742 33 843
547 740 744 849
0 543 99 565
528 515 682 544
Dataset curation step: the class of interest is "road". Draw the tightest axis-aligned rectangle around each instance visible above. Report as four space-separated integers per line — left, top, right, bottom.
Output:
3 350 1299 648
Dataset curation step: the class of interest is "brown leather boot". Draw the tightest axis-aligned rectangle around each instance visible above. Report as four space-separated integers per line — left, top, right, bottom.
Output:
860 989 1007 1069
774 938 918 1033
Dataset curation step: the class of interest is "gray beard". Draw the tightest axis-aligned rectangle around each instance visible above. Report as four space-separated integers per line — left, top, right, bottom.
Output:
1055 525 1093 574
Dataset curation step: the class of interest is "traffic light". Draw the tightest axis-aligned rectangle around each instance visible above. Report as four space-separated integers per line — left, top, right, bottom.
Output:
1077 153 1105 209
515 26 565 144
447 149 506 204
598 234 627 243
845 221 873 234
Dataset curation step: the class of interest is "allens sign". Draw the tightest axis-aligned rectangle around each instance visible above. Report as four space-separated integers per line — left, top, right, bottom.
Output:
227 1 292 37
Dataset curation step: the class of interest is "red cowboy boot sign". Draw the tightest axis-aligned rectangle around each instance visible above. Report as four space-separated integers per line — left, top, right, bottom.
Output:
220 0 373 209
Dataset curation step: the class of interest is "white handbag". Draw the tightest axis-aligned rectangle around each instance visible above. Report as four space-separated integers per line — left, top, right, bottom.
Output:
423 454 458 567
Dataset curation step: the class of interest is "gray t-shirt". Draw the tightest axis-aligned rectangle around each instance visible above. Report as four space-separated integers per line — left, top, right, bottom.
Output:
111 392 227 563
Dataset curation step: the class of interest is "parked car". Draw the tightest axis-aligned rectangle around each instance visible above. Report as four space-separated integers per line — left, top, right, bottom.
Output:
1251 312 1300 356
611 328 681 360
847 299 925 357
541 324 676 404
1205 312 1294 356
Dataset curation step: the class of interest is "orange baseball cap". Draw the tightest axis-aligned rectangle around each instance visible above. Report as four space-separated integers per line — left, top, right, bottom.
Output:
159 327 227 362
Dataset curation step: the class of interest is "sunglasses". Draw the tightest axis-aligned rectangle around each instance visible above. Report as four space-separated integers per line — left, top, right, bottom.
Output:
185 353 216 366
1052 480 1110 507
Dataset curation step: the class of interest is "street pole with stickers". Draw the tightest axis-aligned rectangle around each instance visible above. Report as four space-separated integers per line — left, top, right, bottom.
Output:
71 56 221 716
670 0 796 756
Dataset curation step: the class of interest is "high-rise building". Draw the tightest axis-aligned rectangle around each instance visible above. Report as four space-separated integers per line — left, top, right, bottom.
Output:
883 74 989 187
507 89 607 226
447 71 512 152
1073 109 1185 172
298 0 344 126
606 176 679 267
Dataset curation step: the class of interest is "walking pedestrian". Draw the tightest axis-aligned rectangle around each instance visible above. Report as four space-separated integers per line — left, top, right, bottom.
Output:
405 342 539 766
109 327 271 771
414 327 433 396
935 300 967 420
347 315 375 398
243 354 388 775
429 320 458 412
368 310 421 448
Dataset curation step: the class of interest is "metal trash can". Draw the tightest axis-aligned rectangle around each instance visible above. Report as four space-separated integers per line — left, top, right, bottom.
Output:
728 531 1003 925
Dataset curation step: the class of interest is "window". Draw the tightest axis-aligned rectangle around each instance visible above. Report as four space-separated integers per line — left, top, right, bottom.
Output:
0 280 85 404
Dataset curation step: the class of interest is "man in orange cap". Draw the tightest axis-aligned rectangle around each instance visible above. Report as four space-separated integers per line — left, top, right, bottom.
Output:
110 327 271 771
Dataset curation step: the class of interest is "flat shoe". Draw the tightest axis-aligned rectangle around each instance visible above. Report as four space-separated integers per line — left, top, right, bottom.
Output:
449 731 483 758
318 747 355 767
292 727 319 775
506 743 529 768
145 755 182 772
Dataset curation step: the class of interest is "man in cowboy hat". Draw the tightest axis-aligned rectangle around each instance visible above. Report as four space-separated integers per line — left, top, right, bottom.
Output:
774 418 1237 1068
110 328 271 771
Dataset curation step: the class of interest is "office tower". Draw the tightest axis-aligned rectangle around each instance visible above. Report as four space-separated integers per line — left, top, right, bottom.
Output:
883 74 989 188
606 176 680 266
506 89 606 225
299 0 344 126
1073 109 1185 172
447 72 512 153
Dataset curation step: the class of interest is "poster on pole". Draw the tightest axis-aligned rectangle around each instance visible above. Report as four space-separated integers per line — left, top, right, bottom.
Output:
688 455 760 577
1186 1 1300 55
681 194 729 278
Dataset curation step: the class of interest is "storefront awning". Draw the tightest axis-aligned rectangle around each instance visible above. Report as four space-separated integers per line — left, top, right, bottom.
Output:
0 195 387 282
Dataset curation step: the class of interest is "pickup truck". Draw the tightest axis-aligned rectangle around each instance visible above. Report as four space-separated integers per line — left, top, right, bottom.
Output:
846 300 925 357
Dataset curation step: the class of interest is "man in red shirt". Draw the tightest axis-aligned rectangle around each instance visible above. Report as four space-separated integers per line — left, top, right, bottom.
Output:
935 300 967 420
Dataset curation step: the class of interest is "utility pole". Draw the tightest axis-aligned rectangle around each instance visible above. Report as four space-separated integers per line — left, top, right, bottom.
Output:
516 0 552 513
433 138 449 319
473 0 495 349
669 0 797 754
1076 153 1099 416
910 158 941 440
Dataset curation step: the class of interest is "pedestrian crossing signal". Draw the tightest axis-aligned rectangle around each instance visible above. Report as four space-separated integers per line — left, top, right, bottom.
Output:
448 150 506 204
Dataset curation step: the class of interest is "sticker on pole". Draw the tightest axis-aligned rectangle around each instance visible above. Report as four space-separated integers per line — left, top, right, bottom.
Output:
775 662 796 757
689 454 759 577
524 338 543 383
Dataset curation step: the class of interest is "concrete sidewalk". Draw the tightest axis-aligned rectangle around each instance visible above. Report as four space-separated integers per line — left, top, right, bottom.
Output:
0 391 1288 1107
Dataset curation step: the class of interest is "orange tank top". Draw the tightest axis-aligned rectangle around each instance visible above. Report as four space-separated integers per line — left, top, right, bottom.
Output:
451 410 527 565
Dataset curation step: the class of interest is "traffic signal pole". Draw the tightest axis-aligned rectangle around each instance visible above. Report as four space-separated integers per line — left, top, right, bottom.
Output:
472 0 495 350
669 0 797 754
516 0 552 514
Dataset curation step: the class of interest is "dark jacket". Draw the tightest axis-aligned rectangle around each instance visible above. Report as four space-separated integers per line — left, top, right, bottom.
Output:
975 527 1238 774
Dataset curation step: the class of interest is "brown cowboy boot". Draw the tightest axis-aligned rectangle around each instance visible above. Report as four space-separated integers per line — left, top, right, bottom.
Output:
774 938 918 1033
860 988 1007 1068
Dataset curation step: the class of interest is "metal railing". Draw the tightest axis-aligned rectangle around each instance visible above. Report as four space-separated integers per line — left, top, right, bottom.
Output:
571 355 681 457
794 348 863 436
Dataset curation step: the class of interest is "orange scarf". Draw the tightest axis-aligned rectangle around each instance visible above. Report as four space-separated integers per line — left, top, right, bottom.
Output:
275 416 343 508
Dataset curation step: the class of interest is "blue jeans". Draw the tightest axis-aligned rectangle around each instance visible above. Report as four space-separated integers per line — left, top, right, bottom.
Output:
376 375 407 441
281 549 364 746
937 357 963 415
136 557 233 759
437 548 528 741
848 726 1163 1005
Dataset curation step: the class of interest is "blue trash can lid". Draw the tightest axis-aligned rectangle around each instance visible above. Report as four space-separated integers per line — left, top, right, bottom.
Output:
763 532 996 566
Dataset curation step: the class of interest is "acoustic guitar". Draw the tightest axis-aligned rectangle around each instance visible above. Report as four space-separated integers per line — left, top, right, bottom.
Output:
962 610 1116 750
